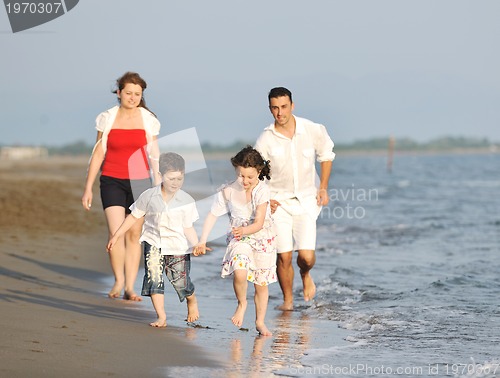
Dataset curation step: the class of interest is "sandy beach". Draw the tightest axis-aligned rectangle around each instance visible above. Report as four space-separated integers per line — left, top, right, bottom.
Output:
0 156 355 377
0 157 221 377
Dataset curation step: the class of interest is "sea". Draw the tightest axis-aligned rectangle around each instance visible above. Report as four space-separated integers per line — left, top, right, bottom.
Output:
136 152 500 378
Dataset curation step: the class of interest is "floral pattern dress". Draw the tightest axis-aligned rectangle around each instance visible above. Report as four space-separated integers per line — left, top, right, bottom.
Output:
210 179 277 286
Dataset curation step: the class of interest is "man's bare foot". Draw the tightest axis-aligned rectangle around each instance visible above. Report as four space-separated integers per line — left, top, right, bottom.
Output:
256 322 272 336
123 291 142 301
301 271 316 301
275 302 294 311
231 300 247 327
186 294 200 322
150 318 167 328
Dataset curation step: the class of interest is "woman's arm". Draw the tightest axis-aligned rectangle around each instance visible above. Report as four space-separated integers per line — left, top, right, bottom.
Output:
82 132 104 210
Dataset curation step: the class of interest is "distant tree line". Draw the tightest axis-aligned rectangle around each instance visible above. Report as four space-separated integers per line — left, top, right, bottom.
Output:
46 140 93 155
24 136 497 156
335 136 494 151
39 139 250 156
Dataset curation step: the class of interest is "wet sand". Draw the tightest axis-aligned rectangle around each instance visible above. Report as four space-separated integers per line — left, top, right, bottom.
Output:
0 157 221 377
0 156 351 377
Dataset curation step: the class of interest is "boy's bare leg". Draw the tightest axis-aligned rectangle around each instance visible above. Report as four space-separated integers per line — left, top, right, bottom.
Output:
254 283 272 336
186 293 199 322
104 206 126 298
150 294 167 327
123 218 144 301
297 249 316 301
276 251 294 310
232 270 248 327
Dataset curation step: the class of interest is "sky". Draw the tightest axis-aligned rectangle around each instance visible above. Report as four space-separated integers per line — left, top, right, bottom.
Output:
2 0 500 147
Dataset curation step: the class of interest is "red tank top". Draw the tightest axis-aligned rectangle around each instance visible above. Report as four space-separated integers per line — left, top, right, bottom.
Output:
101 129 150 179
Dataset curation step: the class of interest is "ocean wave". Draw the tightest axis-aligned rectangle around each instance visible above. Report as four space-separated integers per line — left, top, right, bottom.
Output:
454 358 500 378
459 180 500 188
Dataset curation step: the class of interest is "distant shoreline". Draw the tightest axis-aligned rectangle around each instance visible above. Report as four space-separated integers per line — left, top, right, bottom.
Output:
202 146 500 159
0 146 498 164
3 136 498 160
333 146 500 157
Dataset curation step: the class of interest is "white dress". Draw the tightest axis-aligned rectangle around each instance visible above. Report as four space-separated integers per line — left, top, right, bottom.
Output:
210 179 277 286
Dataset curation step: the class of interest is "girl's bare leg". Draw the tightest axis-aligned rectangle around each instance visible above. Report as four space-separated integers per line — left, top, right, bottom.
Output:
254 283 272 336
232 270 248 327
104 206 127 298
150 294 167 327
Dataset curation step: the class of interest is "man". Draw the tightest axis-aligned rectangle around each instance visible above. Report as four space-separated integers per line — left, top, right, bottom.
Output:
255 87 335 311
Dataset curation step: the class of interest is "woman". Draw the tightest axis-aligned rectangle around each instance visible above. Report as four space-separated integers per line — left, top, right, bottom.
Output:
82 72 161 301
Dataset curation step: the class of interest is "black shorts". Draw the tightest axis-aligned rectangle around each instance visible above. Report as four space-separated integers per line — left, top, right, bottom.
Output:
100 175 152 214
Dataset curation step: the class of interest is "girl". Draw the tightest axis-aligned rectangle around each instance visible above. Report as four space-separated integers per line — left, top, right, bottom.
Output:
82 72 161 301
197 146 277 336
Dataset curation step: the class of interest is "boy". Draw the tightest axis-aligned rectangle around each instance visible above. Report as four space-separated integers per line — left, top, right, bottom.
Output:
107 152 201 327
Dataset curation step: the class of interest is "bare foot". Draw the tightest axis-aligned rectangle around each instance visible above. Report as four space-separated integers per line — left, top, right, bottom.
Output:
231 300 247 327
275 302 294 311
256 323 272 336
186 294 200 322
123 291 142 302
149 318 167 328
108 283 123 298
108 291 120 299
301 271 316 302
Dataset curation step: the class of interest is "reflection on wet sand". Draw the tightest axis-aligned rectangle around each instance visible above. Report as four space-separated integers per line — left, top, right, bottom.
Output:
169 308 316 376
228 337 271 378
225 310 313 376
270 311 311 369
184 326 197 341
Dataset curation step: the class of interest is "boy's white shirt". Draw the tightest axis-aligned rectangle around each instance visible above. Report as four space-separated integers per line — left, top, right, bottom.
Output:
130 185 199 255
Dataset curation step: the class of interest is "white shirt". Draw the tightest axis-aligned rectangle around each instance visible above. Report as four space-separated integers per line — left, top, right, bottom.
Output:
255 115 335 204
211 179 271 221
130 185 199 255
95 105 160 155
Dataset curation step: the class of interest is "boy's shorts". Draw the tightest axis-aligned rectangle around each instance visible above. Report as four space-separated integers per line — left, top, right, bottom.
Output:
272 197 319 253
141 242 195 302
100 175 151 214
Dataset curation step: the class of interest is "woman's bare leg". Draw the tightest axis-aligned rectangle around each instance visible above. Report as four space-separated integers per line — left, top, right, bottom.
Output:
104 206 127 298
123 217 143 301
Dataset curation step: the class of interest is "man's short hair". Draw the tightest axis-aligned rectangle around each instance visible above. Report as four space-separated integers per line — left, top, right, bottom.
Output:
159 152 185 174
268 87 293 104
